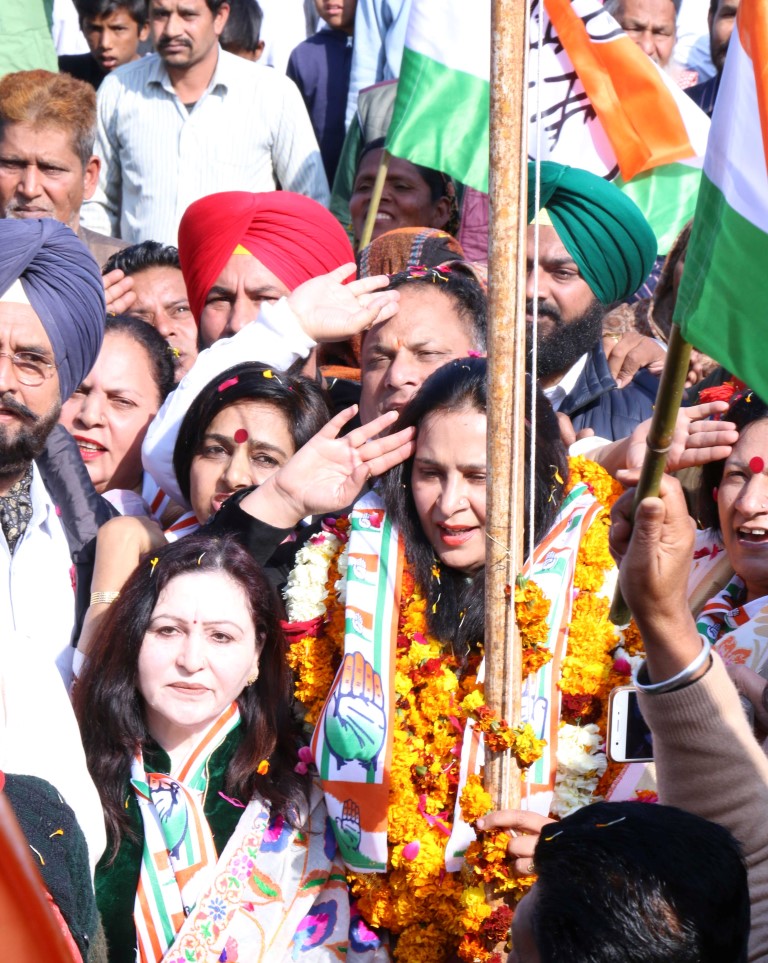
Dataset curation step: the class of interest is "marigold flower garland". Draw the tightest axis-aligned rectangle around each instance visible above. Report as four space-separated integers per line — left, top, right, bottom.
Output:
455 457 647 959
284 459 645 961
285 533 543 962
554 457 645 811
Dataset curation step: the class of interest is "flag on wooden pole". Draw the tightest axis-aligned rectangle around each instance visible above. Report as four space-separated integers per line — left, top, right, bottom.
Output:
674 0 768 394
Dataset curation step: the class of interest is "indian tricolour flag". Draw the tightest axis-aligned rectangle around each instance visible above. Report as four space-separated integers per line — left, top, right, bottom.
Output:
674 0 768 392
386 0 710 254
385 0 491 195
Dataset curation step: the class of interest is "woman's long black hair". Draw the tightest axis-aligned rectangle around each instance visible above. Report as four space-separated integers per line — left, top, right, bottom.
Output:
74 533 309 853
380 357 569 654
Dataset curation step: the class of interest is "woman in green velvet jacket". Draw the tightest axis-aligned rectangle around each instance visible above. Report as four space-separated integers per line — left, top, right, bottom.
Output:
74 533 352 963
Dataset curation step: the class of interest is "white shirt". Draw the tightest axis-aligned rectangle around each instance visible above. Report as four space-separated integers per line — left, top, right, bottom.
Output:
345 0 412 128
0 465 76 687
541 352 589 412
142 298 315 507
673 0 715 80
51 0 89 54
0 639 107 876
259 0 316 73
81 48 330 245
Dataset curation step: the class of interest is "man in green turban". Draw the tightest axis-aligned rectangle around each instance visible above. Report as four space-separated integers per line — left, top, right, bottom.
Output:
527 160 659 441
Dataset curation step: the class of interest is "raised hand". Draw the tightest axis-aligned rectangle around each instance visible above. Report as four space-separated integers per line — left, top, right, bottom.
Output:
610 472 704 682
239 406 416 529
324 652 386 772
624 400 738 472
603 330 665 387
103 268 136 315
78 514 166 657
287 263 399 342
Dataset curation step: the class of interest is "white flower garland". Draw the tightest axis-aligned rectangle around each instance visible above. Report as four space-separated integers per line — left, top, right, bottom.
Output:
283 530 346 622
549 570 644 817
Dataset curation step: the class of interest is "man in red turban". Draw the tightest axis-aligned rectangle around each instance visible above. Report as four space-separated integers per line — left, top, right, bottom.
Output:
178 191 355 346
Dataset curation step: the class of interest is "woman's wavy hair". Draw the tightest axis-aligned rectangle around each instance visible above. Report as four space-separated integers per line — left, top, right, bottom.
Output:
380 357 569 652
74 534 309 853
173 362 329 504
698 390 768 532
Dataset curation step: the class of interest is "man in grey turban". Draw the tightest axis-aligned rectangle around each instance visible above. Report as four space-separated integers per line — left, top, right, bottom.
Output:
0 218 114 685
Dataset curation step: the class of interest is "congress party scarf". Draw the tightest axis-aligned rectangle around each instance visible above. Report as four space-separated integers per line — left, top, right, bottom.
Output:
130 704 241 962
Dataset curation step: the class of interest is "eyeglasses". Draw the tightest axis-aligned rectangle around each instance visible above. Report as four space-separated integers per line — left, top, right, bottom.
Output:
0 351 57 387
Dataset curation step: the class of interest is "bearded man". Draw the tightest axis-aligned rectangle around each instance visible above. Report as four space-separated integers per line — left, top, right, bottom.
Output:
0 218 113 684
527 162 659 441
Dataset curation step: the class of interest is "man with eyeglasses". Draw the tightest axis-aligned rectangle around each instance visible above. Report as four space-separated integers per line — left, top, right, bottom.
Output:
0 218 114 686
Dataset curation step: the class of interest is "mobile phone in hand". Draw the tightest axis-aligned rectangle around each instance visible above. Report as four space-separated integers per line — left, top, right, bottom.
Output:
607 685 653 763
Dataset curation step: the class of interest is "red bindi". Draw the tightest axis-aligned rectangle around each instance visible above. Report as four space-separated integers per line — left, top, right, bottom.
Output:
750 456 765 474
233 429 249 444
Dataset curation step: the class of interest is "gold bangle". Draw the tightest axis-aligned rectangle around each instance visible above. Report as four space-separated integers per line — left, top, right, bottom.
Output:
90 591 120 606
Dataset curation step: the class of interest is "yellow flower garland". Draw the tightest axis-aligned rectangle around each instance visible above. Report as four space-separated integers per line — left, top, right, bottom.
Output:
460 456 645 938
558 457 644 799
287 552 542 962
286 459 643 961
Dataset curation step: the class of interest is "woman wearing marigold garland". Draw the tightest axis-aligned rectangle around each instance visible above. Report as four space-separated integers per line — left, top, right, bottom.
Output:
232 357 637 961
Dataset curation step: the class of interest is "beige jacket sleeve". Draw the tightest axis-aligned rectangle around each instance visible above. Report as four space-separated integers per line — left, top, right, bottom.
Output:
639 653 768 961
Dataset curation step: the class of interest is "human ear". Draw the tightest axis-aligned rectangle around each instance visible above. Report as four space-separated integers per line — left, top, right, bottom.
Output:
83 156 101 201
431 196 452 232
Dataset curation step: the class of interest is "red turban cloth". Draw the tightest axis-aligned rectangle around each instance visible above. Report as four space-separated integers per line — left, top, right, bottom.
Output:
178 191 355 323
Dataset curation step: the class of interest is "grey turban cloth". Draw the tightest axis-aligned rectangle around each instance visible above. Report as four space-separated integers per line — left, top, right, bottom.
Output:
0 219 105 400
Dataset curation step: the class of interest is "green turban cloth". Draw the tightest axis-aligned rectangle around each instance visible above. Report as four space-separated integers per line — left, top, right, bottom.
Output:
527 161 657 304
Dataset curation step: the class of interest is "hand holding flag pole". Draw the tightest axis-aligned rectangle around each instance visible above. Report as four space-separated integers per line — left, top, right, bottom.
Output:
609 325 692 625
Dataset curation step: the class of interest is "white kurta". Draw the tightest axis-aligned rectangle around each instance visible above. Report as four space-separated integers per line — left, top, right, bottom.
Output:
0 465 76 686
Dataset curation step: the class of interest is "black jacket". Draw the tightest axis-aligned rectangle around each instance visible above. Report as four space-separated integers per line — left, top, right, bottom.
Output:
686 73 721 119
36 425 118 645
559 341 658 441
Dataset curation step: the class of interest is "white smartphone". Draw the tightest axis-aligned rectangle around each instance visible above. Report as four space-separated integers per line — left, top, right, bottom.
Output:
607 686 653 763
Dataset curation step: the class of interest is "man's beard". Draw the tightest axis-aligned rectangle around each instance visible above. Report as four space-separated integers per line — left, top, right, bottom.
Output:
526 298 606 381
0 392 61 481
711 38 730 75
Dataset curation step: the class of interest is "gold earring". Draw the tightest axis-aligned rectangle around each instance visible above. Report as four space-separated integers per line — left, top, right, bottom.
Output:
246 673 258 686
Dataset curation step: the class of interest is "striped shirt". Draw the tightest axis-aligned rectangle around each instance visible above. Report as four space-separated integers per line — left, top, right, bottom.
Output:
80 48 330 245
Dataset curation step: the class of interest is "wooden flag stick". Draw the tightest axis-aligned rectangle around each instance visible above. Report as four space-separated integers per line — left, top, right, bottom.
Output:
358 149 392 251
485 0 529 811
609 323 692 625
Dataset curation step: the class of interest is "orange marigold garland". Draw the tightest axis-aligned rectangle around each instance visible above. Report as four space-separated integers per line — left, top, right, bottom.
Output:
286 535 543 963
515 576 553 678
285 458 646 961
552 457 646 814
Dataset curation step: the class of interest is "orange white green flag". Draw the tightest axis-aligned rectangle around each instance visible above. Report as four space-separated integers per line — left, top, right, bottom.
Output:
674 0 768 392
385 0 491 195
530 0 710 253
385 0 709 254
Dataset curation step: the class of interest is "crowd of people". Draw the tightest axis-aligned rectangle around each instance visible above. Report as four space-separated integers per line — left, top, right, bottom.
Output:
0 0 764 960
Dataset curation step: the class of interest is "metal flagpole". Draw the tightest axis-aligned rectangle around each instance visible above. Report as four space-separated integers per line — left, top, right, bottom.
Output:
484 0 529 811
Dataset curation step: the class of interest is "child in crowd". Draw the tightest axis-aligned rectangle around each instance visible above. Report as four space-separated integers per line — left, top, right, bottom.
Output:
287 0 356 184
220 0 266 61
58 0 149 89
